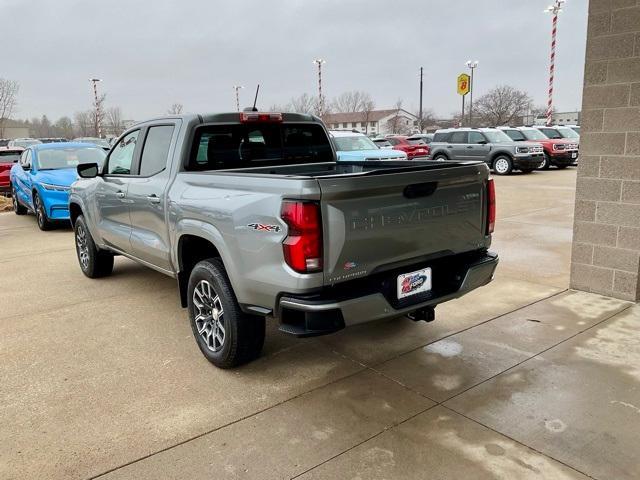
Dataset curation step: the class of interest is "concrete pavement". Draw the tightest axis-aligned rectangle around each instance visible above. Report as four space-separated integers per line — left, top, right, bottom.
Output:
2 168 639 479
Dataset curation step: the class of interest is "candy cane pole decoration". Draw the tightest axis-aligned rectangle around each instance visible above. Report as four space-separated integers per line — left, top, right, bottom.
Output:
545 0 565 126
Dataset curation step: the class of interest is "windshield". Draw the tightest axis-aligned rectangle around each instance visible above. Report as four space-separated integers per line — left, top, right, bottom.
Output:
74 137 111 148
12 139 42 148
503 129 526 141
333 135 378 151
482 130 512 143
557 126 580 139
521 128 548 140
37 147 106 170
0 151 21 163
537 128 562 139
570 126 581 134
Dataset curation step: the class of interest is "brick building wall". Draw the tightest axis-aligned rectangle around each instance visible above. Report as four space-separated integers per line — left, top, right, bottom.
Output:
570 0 640 301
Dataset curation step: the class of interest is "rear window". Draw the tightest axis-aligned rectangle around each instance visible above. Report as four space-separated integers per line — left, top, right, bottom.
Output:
373 139 392 148
189 123 333 170
406 138 426 145
432 132 449 142
0 151 21 163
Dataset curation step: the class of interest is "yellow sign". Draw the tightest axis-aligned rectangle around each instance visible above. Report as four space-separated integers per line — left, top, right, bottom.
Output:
457 73 471 96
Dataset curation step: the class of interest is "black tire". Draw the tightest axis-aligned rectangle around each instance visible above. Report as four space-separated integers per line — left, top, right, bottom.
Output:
74 215 114 278
492 155 513 175
33 192 54 231
12 185 27 215
556 164 568 170
521 168 535 174
538 154 551 170
433 153 448 161
188 258 265 368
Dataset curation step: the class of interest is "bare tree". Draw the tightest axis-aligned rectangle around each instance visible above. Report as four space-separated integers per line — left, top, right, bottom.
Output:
53 117 74 139
414 108 436 132
0 78 19 137
74 111 93 137
385 99 412 135
330 91 373 113
288 93 317 114
106 107 124 135
168 103 184 115
474 85 533 126
361 99 376 134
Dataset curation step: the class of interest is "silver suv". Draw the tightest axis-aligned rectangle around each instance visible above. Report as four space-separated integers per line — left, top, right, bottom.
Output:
429 128 544 175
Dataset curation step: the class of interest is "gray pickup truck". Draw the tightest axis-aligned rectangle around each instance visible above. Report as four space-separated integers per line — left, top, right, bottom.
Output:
69 112 498 368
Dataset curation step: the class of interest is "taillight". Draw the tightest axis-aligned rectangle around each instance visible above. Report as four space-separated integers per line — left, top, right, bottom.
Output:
281 200 322 273
487 178 496 235
239 112 283 123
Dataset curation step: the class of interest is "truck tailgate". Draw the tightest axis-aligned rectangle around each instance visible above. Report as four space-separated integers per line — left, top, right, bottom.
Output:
317 164 489 285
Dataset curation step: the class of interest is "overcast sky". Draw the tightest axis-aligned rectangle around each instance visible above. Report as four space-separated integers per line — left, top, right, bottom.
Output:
2 0 588 121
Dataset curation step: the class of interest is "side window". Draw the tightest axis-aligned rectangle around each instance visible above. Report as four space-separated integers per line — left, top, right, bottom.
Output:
387 138 399 146
139 125 174 176
22 150 32 168
107 130 139 175
469 132 486 144
449 131 468 143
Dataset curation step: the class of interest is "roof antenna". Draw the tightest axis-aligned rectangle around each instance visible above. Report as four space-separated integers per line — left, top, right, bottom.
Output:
242 84 260 112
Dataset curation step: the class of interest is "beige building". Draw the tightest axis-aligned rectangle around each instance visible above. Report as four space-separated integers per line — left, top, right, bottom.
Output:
570 0 640 301
323 109 418 136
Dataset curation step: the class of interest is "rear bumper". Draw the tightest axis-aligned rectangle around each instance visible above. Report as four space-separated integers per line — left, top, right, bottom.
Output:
277 250 498 336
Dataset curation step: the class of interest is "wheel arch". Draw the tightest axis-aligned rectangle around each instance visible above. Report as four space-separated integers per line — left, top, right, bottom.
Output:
176 231 225 308
69 202 83 227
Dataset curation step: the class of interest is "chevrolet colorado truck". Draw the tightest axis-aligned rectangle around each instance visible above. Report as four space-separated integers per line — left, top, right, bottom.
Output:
69 112 498 368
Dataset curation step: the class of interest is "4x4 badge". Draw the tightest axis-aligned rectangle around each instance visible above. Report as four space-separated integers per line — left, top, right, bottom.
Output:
247 223 281 233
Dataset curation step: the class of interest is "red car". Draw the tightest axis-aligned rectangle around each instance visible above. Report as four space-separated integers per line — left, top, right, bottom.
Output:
499 127 578 170
384 135 430 160
0 147 23 193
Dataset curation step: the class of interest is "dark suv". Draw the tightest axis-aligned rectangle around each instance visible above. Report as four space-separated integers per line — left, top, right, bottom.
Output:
429 128 543 175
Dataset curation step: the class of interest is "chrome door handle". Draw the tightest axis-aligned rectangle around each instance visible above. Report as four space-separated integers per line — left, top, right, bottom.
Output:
146 195 161 204
116 191 126 198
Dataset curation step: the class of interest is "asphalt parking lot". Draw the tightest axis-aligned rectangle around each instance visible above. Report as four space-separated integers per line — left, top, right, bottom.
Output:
2 168 639 480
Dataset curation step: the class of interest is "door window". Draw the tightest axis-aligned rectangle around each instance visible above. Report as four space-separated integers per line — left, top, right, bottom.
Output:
20 150 32 169
107 130 139 175
449 131 468 143
468 132 486 144
139 125 174 176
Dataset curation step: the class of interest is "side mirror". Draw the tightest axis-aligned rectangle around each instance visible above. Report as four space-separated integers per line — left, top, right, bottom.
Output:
77 162 99 178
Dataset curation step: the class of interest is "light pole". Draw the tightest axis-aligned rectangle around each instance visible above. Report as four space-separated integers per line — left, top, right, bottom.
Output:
465 60 478 126
89 78 103 138
419 67 424 132
544 0 566 126
233 85 244 112
313 58 326 116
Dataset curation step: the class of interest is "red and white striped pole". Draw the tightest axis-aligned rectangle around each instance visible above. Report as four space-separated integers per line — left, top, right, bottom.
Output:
545 0 565 126
313 59 326 117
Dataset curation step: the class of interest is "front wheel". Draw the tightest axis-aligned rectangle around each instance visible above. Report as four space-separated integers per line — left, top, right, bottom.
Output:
492 155 513 175
33 192 53 231
12 185 27 215
74 215 114 278
433 154 448 161
188 258 265 368
538 154 550 170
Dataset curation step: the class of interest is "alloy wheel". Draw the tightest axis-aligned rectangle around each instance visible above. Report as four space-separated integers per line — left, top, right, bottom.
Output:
494 158 510 174
76 224 90 270
35 195 44 227
193 280 226 352
12 189 18 211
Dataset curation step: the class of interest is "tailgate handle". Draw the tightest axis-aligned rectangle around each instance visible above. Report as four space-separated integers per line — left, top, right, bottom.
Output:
404 182 438 199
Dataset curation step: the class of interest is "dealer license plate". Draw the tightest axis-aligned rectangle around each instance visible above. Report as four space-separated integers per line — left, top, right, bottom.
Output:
397 267 432 299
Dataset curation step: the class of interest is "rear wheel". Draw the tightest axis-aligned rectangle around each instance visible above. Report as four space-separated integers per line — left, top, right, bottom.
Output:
33 192 53 231
188 258 265 368
492 155 513 175
433 154 448 161
12 186 26 215
74 215 114 278
538 154 551 170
